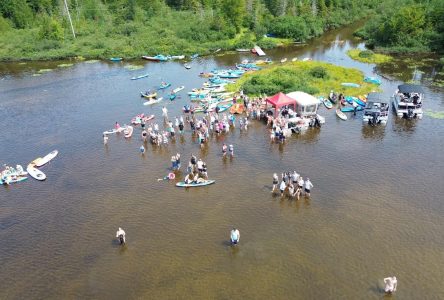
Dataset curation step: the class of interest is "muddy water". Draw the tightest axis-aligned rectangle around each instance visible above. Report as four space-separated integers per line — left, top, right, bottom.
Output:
0 23 443 299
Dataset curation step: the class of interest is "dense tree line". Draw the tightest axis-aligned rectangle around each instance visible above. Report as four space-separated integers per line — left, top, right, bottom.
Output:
355 0 444 53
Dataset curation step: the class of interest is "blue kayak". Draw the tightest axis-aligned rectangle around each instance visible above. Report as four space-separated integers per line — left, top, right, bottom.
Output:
176 180 215 187
110 57 122 62
364 76 382 85
341 106 363 112
341 82 360 88
169 94 176 101
158 83 171 90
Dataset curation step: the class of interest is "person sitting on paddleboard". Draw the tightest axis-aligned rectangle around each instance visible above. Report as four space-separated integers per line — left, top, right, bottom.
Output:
193 173 205 184
116 227 126 245
230 228 240 245
184 173 193 184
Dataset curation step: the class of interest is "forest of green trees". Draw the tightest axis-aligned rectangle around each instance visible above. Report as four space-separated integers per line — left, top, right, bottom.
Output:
0 0 442 61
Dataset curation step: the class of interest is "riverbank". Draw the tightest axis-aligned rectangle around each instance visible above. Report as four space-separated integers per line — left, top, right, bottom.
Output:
347 49 392 64
228 61 380 97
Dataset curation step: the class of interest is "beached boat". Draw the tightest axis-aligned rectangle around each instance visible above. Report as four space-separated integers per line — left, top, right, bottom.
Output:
364 76 382 85
131 73 149 80
140 92 157 99
320 97 333 109
142 55 168 62
280 58 287 63
292 57 298 62
171 55 185 60
252 45 266 56
341 82 361 88
362 92 389 125
110 57 122 62
392 84 424 119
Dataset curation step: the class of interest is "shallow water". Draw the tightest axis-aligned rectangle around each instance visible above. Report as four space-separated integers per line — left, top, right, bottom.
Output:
1 23 444 299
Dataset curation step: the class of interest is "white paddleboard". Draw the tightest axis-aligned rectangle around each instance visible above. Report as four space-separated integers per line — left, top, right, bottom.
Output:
34 150 58 167
27 164 46 181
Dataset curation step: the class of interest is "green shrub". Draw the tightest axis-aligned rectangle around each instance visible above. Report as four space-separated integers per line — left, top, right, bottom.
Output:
358 50 374 58
309 66 328 79
39 17 63 41
257 39 276 50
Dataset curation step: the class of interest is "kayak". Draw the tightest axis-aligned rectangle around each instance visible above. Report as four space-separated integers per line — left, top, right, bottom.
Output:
110 57 122 62
341 106 364 112
158 83 171 90
0 176 28 185
341 82 361 88
27 164 46 181
336 109 348 120
140 92 157 99
172 86 185 94
354 98 366 107
171 55 185 60
217 103 232 112
321 97 333 109
358 95 367 102
364 76 382 85
131 73 149 80
142 55 168 62
124 126 134 138
176 180 215 187
280 58 287 63
34 150 58 167
143 97 163 106
169 94 176 101
184 64 191 69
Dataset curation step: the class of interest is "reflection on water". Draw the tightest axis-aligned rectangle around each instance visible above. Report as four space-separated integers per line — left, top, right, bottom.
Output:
1 21 444 300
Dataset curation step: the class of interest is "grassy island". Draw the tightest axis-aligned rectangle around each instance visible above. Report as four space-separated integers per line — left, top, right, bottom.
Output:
228 61 380 97
347 49 392 64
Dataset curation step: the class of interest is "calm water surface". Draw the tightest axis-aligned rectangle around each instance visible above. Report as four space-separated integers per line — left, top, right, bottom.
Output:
1 24 444 299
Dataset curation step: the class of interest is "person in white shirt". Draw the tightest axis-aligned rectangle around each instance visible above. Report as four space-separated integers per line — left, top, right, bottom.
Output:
279 180 286 197
304 178 313 197
116 227 126 245
296 177 304 200
229 145 234 157
352 100 358 115
153 123 159 134
162 106 168 119
384 276 397 293
272 173 279 193
230 228 240 245
197 159 204 173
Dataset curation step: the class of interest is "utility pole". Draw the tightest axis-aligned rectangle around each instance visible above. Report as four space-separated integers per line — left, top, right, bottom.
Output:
63 0 76 38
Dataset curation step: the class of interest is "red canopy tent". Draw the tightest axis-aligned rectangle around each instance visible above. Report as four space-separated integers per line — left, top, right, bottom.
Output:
266 92 297 116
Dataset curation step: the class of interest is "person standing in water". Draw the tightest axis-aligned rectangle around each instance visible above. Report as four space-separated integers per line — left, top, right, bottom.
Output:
103 134 108 144
116 227 126 245
279 180 286 197
296 176 304 200
230 228 240 245
222 144 227 157
162 106 168 120
175 153 181 170
384 276 397 294
272 173 279 193
229 144 234 157
304 178 313 197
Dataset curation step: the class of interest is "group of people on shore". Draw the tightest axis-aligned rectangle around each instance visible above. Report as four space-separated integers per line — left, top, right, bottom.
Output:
272 171 313 199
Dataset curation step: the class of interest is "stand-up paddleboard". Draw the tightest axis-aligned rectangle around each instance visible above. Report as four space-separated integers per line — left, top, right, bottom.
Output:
124 125 134 138
336 109 348 120
176 180 215 187
27 164 46 181
103 127 125 135
34 150 58 167
143 97 163 106
320 97 333 109
172 86 185 94
130 73 149 80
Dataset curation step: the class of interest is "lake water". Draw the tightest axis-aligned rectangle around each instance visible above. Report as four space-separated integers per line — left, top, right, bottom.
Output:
1 23 444 299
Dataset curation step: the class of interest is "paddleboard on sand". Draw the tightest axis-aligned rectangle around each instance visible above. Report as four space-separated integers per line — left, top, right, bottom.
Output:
176 180 215 187
34 150 58 167
27 164 46 181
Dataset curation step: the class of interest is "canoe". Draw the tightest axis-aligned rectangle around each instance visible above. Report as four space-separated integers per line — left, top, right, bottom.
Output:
0 176 27 185
169 94 176 101
176 180 215 187
345 96 354 105
27 164 46 181
110 57 122 62
217 103 232 112
124 126 134 138
158 83 171 90
171 55 185 60
321 97 333 109
336 109 348 120
184 64 191 69
172 86 185 94
354 98 366 107
364 76 382 85
141 92 157 99
280 58 287 63
341 106 364 112
142 55 168 62
341 82 361 88
143 97 163 106
131 73 149 80
34 150 58 167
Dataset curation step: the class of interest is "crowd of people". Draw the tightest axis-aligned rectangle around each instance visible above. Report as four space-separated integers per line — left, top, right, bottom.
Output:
272 171 313 200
